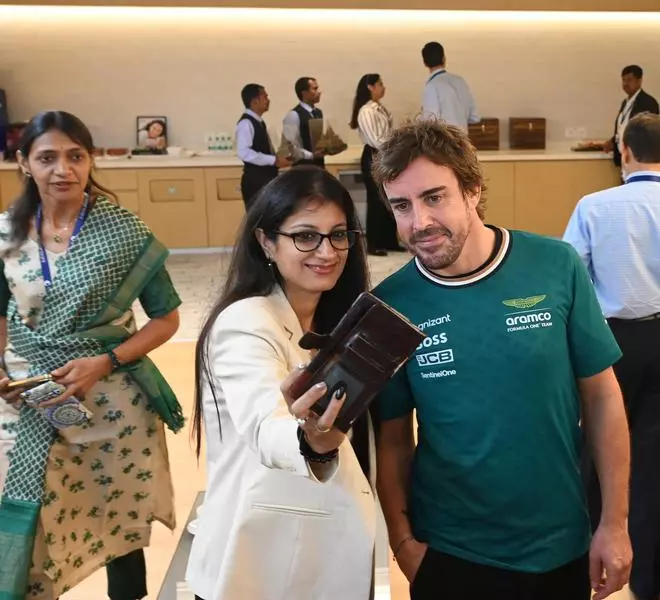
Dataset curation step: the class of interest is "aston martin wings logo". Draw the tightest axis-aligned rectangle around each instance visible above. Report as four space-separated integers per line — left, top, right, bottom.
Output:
502 295 547 309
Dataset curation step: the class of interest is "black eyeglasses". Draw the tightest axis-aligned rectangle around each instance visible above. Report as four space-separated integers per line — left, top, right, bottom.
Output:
274 229 360 252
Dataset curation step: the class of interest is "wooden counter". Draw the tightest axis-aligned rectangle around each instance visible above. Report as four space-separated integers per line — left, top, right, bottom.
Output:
0 147 620 248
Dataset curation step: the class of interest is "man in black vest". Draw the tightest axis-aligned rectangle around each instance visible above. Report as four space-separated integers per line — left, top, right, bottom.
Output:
282 77 326 168
603 65 659 169
236 84 291 209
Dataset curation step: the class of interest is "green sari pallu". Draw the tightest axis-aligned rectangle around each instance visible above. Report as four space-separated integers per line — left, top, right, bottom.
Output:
0 198 184 599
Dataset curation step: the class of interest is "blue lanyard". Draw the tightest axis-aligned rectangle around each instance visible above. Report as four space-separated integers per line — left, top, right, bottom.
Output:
36 196 89 289
625 174 660 185
428 69 446 83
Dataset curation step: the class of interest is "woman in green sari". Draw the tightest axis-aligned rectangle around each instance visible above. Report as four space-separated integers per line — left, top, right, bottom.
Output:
0 111 184 600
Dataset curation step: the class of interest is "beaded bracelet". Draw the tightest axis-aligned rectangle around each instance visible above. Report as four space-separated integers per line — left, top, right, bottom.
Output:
297 427 339 464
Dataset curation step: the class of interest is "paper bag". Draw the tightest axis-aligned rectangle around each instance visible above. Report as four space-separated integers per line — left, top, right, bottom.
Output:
315 123 348 156
276 133 295 161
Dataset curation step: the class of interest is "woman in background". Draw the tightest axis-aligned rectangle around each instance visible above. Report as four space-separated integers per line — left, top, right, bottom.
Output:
187 166 376 600
350 73 400 257
0 110 183 600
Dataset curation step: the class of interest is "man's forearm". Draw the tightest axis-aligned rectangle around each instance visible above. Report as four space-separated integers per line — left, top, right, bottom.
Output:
583 377 630 526
377 418 416 547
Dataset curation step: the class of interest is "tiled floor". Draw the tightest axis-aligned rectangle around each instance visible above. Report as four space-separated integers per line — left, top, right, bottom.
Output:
64 251 634 600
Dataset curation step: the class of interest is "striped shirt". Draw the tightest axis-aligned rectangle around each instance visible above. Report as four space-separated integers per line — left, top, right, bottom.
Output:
422 69 479 130
562 170 660 319
357 101 393 150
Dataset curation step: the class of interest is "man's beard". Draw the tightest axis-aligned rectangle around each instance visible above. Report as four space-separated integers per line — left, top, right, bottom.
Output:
410 223 470 271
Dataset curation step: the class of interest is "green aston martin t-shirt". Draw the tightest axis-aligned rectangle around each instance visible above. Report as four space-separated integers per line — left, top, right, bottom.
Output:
373 227 621 573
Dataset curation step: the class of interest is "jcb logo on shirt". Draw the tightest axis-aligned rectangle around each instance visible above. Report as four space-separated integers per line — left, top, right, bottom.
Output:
416 348 454 368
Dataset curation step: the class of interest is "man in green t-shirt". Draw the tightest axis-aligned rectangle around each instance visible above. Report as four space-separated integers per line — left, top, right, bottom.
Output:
370 121 632 600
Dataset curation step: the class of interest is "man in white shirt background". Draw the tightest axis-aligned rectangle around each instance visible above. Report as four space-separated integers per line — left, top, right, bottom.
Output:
282 76 327 168
564 112 660 600
420 41 480 131
602 65 659 171
235 83 291 209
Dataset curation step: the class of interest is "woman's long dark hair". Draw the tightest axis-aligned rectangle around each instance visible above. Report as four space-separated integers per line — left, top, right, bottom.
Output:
9 110 117 244
192 166 370 457
350 73 381 130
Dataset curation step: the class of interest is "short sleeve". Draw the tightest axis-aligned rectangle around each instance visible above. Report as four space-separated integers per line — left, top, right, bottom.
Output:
566 248 622 378
0 260 10 318
374 365 415 421
138 266 181 319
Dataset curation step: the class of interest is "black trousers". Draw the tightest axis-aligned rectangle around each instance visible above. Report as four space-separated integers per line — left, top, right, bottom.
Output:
585 317 660 600
106 548 147 600
240 167 278 211
411 548 590 600
360 145 399 252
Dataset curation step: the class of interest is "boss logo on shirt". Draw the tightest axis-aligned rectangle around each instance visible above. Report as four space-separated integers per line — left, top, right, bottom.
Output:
502 295 554 333
413 317 456 376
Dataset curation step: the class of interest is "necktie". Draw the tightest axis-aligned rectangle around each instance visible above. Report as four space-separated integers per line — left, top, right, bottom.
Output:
311 108 322 119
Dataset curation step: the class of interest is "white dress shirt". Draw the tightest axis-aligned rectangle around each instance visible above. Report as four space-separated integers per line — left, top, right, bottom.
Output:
235 109 276 167
563 170 660 319
282 102 318 161
615 89 642 144
422 68 480 130
357 100 393 150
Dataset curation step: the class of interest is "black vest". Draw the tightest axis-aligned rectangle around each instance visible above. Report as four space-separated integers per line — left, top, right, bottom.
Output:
238 113 278 177
293 105 325 168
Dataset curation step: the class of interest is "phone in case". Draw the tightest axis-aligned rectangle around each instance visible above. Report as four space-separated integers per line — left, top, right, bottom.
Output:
7 373 53 390
288 292 425 433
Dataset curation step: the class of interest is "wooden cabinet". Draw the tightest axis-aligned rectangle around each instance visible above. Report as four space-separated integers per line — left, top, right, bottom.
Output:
513 160 619 237
514 162 576 237
204 168 246 248
0 169 23 211
95 168 140 215
481 162 515 229
137 168 208 248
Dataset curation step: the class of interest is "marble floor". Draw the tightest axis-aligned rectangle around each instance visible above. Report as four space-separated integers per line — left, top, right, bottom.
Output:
63 250 633 600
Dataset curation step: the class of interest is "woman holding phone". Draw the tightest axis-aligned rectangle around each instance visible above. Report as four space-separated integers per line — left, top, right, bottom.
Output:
186 166 376 600
0 110 183 600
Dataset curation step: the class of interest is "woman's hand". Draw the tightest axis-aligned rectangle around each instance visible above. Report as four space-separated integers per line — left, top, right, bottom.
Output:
47 355 113 406
281 365 346 455
0 368 26 405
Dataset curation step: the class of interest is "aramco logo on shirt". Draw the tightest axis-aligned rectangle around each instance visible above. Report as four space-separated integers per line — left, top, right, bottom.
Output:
502 295 553 332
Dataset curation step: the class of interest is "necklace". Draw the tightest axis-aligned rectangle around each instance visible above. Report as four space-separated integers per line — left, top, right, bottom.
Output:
51 221 74 244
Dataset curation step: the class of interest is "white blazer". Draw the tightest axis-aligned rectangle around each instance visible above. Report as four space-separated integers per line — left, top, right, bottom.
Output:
186 289 377 600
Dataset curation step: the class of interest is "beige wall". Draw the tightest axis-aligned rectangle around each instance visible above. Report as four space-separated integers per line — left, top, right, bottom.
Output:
1 6 659 150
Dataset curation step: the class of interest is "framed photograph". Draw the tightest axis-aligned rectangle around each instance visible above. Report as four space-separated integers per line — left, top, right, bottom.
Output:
136 116 168 150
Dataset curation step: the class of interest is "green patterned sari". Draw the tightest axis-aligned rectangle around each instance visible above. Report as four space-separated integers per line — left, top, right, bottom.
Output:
0 197 183 599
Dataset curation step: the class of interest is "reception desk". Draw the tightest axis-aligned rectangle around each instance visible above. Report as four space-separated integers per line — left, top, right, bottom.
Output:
0 146 620 249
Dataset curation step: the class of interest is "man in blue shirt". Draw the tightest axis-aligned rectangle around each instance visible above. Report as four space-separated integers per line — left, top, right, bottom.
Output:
564 112 660 600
